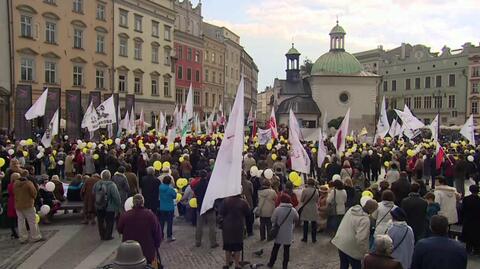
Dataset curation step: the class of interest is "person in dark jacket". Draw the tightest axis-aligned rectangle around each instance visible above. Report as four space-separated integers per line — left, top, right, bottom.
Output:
391 172 411 206
140 167 160 214
401 182 427 242
363 235 403 269
192 170 218 248
453 155 467 196
326 157 342 181
219 194 250 269
117 194 162 265
461 184 480 254
411 215 467 269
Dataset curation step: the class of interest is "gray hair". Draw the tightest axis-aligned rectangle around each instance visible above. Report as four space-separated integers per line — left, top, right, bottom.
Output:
146 166 155 175
101 170 111 181
374 235 393 255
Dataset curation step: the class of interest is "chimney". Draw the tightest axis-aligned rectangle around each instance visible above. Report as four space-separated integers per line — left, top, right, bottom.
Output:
400 43 406 60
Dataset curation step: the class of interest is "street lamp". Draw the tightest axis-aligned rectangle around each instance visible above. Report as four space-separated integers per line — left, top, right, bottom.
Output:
432 89 446 140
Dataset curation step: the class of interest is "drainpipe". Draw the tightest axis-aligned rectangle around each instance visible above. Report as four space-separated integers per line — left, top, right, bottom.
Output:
462 68 468 122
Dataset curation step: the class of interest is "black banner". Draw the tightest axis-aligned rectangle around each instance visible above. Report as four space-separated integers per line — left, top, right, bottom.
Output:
14 84 32 139
44 87 61 129
66 90 82 139
125 94 135 115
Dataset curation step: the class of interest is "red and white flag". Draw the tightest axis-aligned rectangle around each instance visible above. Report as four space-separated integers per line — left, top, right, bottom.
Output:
269 107 278 139
247 106 254 125
435 141 445 170
331 108 350 153
288 109 310 174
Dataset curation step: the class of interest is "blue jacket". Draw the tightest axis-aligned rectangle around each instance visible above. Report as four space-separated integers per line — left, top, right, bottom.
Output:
411 236 467 269
159 183 176 212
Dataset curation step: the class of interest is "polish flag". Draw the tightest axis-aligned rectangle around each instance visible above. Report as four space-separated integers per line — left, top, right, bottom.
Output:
269 107 278 139
435 141 445 170
331 108 350 153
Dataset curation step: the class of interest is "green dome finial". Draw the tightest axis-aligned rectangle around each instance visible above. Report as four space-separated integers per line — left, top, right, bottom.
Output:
330 20 346 35
286 43 300 55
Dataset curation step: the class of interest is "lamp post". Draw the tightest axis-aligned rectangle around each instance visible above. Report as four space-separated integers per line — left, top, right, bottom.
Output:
432 89 446 140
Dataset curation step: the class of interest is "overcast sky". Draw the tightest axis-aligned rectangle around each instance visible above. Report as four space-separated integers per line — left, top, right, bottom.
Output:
199 0 480 92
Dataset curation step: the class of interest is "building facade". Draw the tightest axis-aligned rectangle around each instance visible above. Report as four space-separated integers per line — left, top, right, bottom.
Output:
221 27 242 115
467 45 480 125
0 0 11 131
10 0 114 126
256 86 274 125
355 43 479 126
113 0 176 124
173 0 204 115
241 50 259 114
202 22 225 115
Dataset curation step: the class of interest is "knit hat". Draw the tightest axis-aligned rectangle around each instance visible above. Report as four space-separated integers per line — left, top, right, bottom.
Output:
390 207 407 222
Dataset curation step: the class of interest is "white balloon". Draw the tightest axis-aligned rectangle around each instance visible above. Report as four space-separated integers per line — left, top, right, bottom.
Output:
141 147 146 152
45 181 55 192
124 197 134 211
468 155 474 162
250 166 259 176
64 135 69 140
91 143 97 149
360 196 372 207
115 138 121 145
120 144 126 150
128 138 133 143
77 139 83 145
57 160 64 166
368 150 373 156
160 145 165 150
37 146 43 151
264 169 274 180
36 152 44 159
332 174 341 182
256 169 264 178
40 204 51 216
148 143 155 150
8 149 14 156
20 140 27 146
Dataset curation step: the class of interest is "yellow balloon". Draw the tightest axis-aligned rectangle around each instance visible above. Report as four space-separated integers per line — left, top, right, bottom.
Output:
362 190 374 198
169 144 174 152
52 150 57 156
179 156 185 163
23 151 28 157
35 214 40 224
384 161 390 167
271 153 277 161
153 161 162 171
289 171 299 182
26 138 33 145
82 148 88 154
254 142 259 148
197 140 202 145
311 148 317 153
176 193 182 202
93 154 99 160
0 158 5 168
292 177 302 187
189 198 198 208
407 149 416 157
176 178 188 189
266 143 272 150
87 142 93 148
107 139 113 145
163 161 171 168
211 140 216 146
244 145 248 152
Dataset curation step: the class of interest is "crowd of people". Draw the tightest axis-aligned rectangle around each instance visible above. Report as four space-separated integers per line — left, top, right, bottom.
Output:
0 131 479 269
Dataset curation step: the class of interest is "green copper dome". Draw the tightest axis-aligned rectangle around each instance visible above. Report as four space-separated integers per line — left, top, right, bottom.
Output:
286 44 300 55
311 50 363 75
330 24 346 35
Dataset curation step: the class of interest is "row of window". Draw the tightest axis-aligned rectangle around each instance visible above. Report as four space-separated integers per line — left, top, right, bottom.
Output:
204 51 224 65
176 66 201 82
117 73 171 97
175 88 222 107
382 74 456 92
384 95 456 110
472 67 480 77
45 0 106 20
119 9 171 41
20 15 107 54
176 46 201 63
204 69 223 84
119 37 171 65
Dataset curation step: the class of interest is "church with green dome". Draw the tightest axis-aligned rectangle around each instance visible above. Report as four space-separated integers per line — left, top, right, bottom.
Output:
273 21 380 133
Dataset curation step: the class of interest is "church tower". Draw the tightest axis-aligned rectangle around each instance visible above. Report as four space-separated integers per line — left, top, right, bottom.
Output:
329 20 346 51
285 43 301 82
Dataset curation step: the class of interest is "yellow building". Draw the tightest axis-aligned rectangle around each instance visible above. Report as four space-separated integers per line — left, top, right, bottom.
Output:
113 0 176 123
10 0 114 127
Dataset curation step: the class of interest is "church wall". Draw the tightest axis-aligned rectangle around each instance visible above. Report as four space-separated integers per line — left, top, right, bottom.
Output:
309 76 379 133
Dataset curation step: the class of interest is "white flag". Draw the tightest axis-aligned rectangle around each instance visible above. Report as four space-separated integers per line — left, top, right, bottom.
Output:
322 111 328 138
317 127 327 168
41 109 59 148
25 88 48 120
269 107 278 139
138 108 145 135
257 128 272 145
122 110 130 130
395 105 424 131
185 84 194 121
289 109 310 174
289 109 303 141
201 76 245 214
81 102 99 132
388 119 399 138
331 108 350 153
429 114 439 142
375 96 390 140
128 107 136 135
159 112 167 135
460 114 475 146
96 95 117 127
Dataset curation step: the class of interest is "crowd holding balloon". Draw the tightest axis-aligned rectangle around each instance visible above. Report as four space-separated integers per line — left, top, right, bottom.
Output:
1 85 479 269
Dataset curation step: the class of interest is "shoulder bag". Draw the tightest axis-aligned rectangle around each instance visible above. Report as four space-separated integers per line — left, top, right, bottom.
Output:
269 208 292 239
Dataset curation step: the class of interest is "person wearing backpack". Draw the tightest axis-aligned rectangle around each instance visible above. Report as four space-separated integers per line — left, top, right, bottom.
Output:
92 170 121 240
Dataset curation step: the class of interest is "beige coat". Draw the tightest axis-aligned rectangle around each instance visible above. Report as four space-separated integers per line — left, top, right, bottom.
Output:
257 188 277 217
300 186 319 221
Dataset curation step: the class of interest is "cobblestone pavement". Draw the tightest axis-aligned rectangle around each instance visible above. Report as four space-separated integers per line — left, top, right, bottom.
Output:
1 213 479 269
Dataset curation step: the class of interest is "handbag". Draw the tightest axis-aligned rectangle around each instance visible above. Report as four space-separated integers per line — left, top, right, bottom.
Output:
298 189 317 217
327 189 337 216
151 249 163 269
269 208 292 239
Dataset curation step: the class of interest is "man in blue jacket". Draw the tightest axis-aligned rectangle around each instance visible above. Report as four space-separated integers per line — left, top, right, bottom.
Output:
159 175 176 242
411 215 467 269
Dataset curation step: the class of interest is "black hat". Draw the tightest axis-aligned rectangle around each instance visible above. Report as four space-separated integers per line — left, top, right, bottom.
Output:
390 207 407 222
